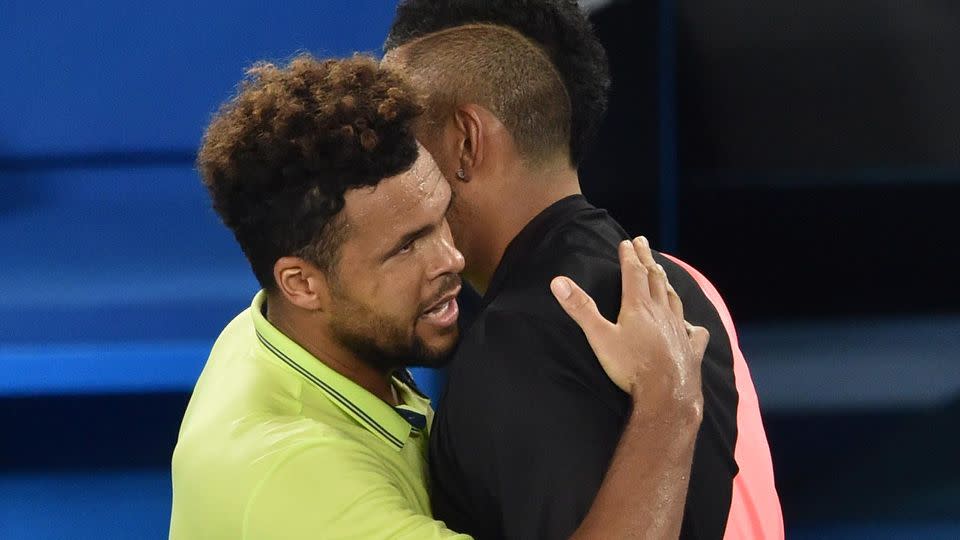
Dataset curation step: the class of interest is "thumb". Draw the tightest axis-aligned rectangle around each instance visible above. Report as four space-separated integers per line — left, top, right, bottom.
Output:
551 276 613 341
687 324 710 360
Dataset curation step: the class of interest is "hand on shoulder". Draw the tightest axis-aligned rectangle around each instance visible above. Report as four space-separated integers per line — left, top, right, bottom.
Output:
550 236 708 417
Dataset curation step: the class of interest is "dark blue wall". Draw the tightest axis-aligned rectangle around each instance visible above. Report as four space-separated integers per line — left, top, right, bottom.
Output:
1 1 395 155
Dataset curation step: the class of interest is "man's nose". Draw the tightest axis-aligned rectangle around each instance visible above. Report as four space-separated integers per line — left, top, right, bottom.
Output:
429 233 465 279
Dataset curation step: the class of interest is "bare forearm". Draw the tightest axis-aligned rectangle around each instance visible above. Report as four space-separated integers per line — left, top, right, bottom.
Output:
570 395 702 540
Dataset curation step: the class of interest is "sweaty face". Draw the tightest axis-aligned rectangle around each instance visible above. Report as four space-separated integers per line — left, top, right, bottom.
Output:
327 149 465 371
409 121 477 274
382 51 477 272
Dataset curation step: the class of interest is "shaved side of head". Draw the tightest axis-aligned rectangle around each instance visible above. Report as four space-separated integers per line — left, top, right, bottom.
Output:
387 23 572 166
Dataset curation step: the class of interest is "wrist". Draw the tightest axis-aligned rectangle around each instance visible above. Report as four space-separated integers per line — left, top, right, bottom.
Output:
628 377 703 427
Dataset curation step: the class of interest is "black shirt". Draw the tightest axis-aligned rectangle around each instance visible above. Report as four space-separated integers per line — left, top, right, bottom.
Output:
430 195 739 539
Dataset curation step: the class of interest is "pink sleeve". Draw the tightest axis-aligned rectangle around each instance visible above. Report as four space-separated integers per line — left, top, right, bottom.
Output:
663 254 785 540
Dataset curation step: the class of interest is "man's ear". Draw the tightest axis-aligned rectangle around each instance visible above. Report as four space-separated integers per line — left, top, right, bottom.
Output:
454 105 485 178
273 256 333 312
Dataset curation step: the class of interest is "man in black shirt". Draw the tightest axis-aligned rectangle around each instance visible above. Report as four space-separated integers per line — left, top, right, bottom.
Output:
384 4 782 538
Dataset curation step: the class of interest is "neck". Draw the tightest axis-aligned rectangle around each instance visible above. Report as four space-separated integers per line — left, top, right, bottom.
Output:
266 296 398 406
465 160 581 294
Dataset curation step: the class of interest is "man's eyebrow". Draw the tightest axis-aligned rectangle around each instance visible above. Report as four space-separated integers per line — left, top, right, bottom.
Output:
383 177 450 259
386 223 434 258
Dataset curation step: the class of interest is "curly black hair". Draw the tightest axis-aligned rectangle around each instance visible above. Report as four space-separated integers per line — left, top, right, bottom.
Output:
385 0 609 166
198 54 423 289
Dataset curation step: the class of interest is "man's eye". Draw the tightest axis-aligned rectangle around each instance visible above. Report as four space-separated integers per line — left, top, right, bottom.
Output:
397 240 415 254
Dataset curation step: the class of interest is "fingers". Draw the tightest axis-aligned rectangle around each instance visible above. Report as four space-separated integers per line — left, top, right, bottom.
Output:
667 283 684 319
650 264 671 305
551 276 615 342
634 235 656 268
687 323 710 359
618 240 650 310
633 236 668 304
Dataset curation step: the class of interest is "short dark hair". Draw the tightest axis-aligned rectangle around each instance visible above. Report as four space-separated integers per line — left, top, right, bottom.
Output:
389 24 571 165
198 54 422 289
385 0 610 166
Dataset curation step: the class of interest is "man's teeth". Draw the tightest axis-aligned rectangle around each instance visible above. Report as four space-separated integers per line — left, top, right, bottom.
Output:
425 300 450 317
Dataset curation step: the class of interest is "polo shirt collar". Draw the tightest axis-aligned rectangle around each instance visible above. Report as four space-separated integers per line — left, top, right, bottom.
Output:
250 290 422 452
482 194 595 309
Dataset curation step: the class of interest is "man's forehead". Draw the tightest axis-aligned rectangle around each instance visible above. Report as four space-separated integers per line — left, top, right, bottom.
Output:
343 150 448 221
406 149 447 198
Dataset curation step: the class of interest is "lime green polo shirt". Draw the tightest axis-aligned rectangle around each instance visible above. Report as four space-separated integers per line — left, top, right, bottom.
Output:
169 291 470 540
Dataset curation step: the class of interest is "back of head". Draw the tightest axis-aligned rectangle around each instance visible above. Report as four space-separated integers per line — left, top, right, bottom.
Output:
391 24 572 167
198 54 422 289
385 0 609 166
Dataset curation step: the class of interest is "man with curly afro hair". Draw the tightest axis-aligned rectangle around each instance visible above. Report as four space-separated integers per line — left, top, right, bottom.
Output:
169 52 713 539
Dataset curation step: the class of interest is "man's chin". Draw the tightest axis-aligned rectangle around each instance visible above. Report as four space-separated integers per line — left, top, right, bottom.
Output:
407 332 459 368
